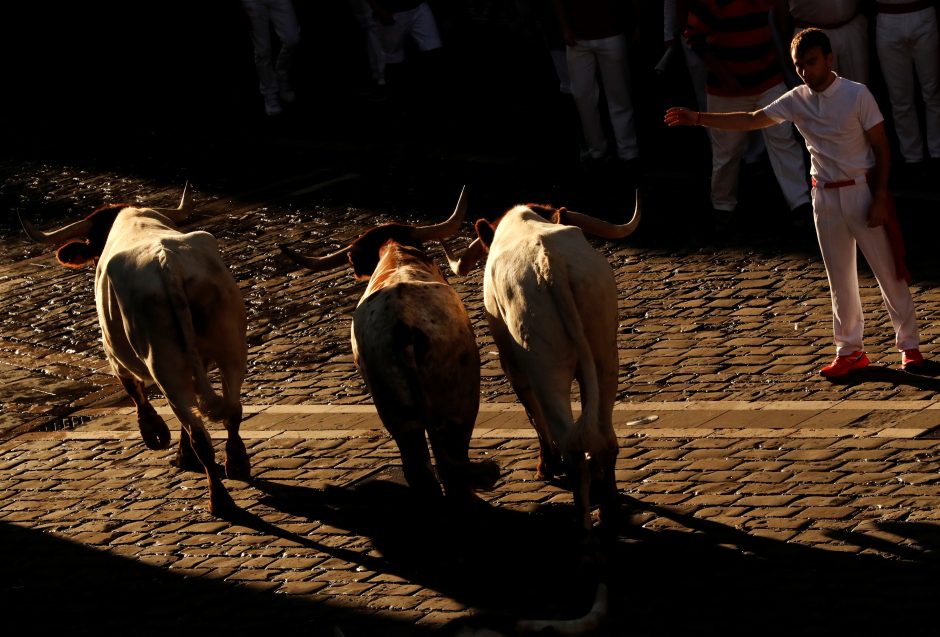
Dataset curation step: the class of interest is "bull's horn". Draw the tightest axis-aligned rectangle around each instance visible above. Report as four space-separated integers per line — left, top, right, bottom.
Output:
410 185 468 242
279 243 352 272
564 189 641 240
18 213 93 245
441 237 485 277
153 182 194 222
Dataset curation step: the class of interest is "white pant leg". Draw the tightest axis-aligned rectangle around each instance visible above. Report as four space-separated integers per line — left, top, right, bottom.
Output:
707 93 751 210
757 83 810 209
841 186 919 351
830 15 870 85
550 49 571 94
407 3 442 52
568 41 607 159
911 9 940 158
814 185 920 355
877 12 924 162
268 0 300 87
813 187 865 355
593 35 638 160
242 0 277 97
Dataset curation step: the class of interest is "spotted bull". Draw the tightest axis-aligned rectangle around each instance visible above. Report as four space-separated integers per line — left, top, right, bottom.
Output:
279 188 499 501
443 196 641 532
20 184 248 516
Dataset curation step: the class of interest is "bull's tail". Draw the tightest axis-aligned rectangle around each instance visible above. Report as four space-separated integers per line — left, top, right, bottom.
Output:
392 322 498 495
545 260 603 459
158 251 226 421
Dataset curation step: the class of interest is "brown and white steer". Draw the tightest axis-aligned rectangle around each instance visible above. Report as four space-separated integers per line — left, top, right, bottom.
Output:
280 188 498 501
443 197 641 532
20 184 248 516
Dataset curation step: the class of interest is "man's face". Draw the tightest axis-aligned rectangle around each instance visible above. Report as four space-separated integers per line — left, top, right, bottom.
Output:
792 45 834 91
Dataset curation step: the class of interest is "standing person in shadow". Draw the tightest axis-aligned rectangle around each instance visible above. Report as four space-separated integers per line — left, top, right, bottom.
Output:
553 0 641 171
240 0 301 116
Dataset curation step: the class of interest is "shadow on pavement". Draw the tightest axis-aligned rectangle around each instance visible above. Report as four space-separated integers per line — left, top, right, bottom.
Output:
826 363 940 389
0 520 423 637
247 477 940 636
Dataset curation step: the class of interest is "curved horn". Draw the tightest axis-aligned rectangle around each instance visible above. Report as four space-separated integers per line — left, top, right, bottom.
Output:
279 243 352 272
152 182 193 222
410 185 468 242
441 237 485 277
563 189 641 240
18 213 93 245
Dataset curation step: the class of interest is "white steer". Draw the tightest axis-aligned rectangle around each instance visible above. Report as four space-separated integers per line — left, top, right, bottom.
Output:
444 198 640 531
20 184 248 516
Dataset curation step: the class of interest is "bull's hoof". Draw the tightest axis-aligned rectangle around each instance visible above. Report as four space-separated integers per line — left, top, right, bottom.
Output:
224 455 251 481
138 415 171 450
208 489 238 518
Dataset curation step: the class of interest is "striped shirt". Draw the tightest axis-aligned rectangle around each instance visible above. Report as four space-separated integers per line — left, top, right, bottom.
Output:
684 0 784 97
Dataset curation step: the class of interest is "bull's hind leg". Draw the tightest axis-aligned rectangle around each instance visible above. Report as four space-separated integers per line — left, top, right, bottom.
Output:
172 406 235 516
173 427 205 473
392 428 443 499
118 376 171 450
427 418 499 503
218 361 249 481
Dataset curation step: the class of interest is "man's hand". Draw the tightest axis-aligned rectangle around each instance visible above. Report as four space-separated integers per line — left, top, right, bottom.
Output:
868 191 890 227
664 107 697 127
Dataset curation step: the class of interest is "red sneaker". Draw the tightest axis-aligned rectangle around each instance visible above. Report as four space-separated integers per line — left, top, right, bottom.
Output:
819 351 869 378
902 348 925 371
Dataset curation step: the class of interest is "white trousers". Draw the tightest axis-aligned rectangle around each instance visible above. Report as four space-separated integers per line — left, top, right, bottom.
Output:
379 2 442 65
813 182 919 356
707 84 810 211
875 7 940 162
567 34 639 161
241 0 300 98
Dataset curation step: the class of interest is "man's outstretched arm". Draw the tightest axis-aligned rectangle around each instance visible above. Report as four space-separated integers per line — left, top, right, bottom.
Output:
664 106 778 131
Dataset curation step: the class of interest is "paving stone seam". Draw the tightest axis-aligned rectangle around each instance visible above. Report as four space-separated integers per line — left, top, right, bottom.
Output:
8 426 928 442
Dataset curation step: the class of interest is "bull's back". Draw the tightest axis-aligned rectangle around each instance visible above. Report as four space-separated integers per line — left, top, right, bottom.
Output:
352 280 480 421
96 231 245 377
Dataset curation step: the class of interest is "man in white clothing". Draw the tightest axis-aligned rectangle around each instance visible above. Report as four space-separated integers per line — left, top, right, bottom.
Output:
665 28 927 377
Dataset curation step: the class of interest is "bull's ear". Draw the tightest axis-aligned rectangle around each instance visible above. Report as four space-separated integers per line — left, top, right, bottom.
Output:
55 240 98 268
474 218 495 251
348 245 376 280
552 207 567 224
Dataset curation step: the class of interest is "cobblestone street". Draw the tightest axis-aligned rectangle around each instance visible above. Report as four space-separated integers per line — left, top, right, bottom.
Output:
4 3 940 634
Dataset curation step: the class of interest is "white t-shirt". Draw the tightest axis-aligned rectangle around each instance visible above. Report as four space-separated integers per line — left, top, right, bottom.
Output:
763 75 883 183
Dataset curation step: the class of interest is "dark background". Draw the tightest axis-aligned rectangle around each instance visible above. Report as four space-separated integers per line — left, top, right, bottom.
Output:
0 1 931 235
0 2 705 216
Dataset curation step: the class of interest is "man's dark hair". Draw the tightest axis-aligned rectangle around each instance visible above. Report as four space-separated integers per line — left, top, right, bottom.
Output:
791 28 832 57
